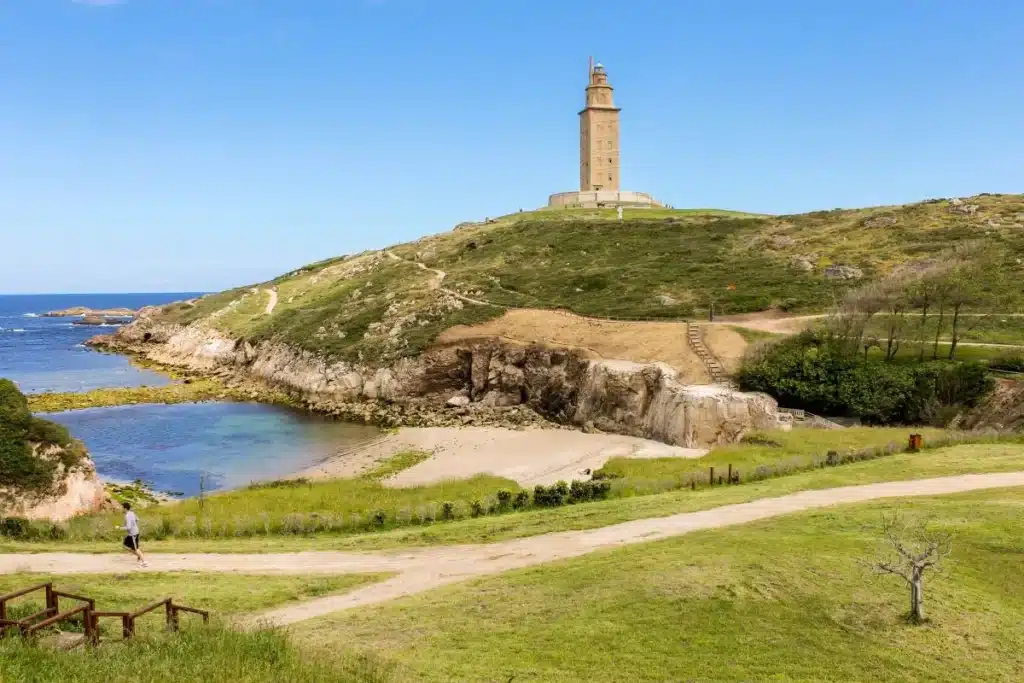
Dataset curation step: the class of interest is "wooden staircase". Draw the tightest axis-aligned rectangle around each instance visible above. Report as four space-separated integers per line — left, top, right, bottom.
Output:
0 582 209 648
687 323 733 387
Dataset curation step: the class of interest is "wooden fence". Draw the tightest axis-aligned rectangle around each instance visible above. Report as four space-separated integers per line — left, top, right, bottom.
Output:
0 582 208 647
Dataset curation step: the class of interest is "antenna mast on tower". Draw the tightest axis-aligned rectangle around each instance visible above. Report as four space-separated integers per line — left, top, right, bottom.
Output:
588 56 594 81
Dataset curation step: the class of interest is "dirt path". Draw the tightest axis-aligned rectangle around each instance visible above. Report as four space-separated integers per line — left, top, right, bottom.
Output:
264 287 278 315
3 472 1022 626
383 250 496 307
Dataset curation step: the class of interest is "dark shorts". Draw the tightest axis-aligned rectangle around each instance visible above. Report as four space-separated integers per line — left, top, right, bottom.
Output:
123 534 141 551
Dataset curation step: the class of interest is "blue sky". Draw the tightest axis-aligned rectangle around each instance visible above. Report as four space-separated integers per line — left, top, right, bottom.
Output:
1 0 1021 294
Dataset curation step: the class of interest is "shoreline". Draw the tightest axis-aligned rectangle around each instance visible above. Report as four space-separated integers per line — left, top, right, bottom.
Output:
296 425 707 487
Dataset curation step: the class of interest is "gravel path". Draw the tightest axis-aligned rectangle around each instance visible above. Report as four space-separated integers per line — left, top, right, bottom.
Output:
3 472 1021 626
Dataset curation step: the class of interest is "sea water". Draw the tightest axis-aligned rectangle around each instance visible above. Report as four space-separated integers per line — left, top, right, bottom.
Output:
1 293 378 495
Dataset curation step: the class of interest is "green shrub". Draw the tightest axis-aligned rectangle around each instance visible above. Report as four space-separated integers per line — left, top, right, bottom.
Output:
495 489 513 509
469 499 485 518
737 332 994 425
533 481 570 507
989 353 1024 373
0 378 87 493
512 491 530 510
440 502 455 520
0 517 30 539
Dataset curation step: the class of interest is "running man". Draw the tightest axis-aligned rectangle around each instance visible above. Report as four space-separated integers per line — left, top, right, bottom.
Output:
119 502 148 567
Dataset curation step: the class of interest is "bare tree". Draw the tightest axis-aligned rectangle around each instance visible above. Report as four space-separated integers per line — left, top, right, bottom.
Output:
866 511 953 623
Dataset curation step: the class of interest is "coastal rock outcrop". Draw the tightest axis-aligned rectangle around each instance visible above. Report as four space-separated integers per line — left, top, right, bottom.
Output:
95 317 784 447
0 456 110 523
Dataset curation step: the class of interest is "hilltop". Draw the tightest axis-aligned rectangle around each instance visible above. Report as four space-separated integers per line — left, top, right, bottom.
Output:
150 193 1024 367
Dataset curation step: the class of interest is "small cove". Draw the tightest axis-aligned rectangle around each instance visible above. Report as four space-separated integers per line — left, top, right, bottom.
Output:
46 402 381 497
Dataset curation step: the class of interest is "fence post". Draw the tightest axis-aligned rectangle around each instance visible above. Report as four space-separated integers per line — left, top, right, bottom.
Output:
166 601 179 632
84 610 96 645
727 464 733 485
122 614 134 640
709 467 714 486
45 584 57 616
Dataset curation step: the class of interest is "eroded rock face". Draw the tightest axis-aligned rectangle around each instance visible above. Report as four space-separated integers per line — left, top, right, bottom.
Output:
572 360 780 447
98 319 782 447
956 379 1024 431
0 450 110 523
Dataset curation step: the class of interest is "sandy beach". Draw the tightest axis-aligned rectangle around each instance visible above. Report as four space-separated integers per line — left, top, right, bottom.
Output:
298 425 707 487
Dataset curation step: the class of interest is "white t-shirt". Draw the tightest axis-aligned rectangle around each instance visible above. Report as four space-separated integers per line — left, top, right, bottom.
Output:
124 511 140 536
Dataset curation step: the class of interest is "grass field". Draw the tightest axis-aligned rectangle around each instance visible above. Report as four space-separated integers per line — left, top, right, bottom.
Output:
49 469 520 542
863 313 1024 346
0 572 385 632
597 426 950 492
0 429 980 545
298 487 1024 682
7 441 1024 555
0 626 395 683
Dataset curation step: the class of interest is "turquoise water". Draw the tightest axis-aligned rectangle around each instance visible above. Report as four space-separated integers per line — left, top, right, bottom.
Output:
46 402 381 497
3 292 379 497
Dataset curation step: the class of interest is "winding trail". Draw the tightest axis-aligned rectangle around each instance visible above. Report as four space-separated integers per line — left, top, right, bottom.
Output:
383 250 499 308
2 472 1022 626
264 287 278 315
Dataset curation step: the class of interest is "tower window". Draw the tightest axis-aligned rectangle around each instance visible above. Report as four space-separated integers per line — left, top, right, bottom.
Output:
608 174 613 181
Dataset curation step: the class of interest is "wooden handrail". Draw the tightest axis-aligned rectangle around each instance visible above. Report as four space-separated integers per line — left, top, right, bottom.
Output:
130 598 170 620
171 605 209 617
23 604 89 636
0 582 51 603
53 590 95 607
17 607 55 625
0 583 211 645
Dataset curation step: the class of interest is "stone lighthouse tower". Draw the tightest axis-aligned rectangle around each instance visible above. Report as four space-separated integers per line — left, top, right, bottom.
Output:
579 58 620 192
547 59 662 209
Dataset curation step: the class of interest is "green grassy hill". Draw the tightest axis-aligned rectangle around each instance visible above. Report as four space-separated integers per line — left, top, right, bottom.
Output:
154 193 1024 364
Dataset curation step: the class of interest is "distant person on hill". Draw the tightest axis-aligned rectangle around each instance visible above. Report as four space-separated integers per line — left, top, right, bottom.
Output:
119 502 148 567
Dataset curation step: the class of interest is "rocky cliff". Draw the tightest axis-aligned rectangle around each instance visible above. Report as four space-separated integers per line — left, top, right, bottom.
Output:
0 447 109 522
0 378 111 522
97 311 784 447
957 379 1024 432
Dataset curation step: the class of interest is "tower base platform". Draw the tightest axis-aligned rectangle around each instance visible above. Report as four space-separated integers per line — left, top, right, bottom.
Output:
547 190 663 209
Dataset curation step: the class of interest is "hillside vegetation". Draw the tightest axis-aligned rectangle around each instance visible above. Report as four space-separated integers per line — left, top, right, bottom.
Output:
0 379 87 495
153 194 1024 365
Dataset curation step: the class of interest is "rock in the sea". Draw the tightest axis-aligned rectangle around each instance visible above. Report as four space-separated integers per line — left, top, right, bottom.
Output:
44 306 137 319
72 314 107 326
